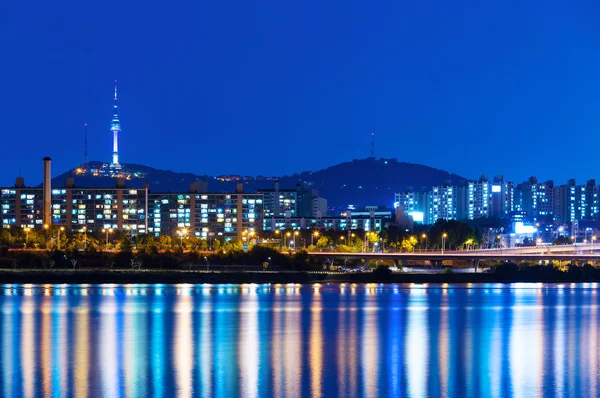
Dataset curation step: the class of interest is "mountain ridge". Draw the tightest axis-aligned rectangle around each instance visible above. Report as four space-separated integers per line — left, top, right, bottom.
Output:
45 158 467 210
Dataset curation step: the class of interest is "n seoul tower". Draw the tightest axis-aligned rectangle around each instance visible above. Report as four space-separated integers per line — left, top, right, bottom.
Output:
110 80 122 169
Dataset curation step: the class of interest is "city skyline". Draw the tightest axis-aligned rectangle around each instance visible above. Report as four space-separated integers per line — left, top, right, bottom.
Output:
2 1 600 186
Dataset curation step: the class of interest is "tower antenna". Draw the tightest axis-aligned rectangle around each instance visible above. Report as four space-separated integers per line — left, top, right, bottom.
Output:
370 132 375 158
110 80 122 169
84 123 88 166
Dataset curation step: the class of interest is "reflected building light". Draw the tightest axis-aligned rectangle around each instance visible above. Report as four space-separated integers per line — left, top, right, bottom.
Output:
283 295 302 397
100 297 119 397
151 295 166 397
2 303 15 397
75 297 90 398
41 301 52 396
438 296 449 395
362 294 379 397
406 295 428 397
21 295 35 398
52 296 68 395
175 294 193 397
309 290 323 398
240 288 259 398
124 299 147 397
198 300 213 397
509 292 542 395
271 297 284 396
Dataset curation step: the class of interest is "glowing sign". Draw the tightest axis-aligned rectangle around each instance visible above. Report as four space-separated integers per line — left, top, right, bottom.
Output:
492 185 501 193
514 222 537 234
409 211 424 223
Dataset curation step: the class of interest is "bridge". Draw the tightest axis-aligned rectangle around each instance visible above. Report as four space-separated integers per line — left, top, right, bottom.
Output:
308 244 600 271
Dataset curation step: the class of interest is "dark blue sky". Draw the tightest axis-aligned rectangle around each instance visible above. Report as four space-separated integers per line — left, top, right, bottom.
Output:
1 0 600 186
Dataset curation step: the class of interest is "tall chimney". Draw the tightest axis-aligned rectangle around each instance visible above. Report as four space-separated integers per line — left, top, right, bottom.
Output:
43 157 51 226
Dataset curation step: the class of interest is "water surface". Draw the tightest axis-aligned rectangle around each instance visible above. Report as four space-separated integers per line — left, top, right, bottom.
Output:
0 283 598 397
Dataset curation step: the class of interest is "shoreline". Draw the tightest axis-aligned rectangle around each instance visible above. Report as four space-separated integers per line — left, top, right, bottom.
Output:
1 270 600 284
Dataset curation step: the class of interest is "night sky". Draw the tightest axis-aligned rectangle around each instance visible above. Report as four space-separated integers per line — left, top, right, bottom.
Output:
1 0 600 186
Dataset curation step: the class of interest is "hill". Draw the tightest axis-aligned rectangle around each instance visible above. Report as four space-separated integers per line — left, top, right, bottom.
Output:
47 158 467 210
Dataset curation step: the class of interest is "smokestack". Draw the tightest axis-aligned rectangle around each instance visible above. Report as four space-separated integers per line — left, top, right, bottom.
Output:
43 157 51 226
15 177 24 188
236 183 243 193
66 178 74 188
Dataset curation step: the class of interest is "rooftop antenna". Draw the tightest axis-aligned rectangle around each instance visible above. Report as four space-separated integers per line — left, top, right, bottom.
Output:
370 132 375 158
84 123 88 166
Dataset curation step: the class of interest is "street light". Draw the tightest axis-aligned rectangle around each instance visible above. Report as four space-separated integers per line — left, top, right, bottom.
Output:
24 227 30 242
275 230 281 251
102 228 113 247
312 231 319 246
536 238 542 246
81 226 87 250
286 231 291 249
421 233 427 251
179 228 188 248
58 227 65 250
294 231 299 251
441 233 448 253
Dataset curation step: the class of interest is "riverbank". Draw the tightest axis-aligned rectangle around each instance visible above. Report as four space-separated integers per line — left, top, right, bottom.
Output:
2 269 600 284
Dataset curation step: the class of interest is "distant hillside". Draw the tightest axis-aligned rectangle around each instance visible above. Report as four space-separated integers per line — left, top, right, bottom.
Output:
47 158 467 210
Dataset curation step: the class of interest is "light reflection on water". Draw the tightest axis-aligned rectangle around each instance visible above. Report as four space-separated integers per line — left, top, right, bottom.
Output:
0 283 599 397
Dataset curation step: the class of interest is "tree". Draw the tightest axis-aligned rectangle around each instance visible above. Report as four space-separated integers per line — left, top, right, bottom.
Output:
199 239 208 251
401 239 415 252
158 235 174 251
553 236 573 245
316 236 332 249
118 236 133 252
368 232 379 245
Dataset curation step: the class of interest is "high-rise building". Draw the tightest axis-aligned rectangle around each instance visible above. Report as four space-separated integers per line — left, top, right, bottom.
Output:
1 177 147 232
259 181 326 218
467 176 491 220
312 197 328 217
491 176 514 218
394 188 427 223
425 184 464 224
147 183 263 241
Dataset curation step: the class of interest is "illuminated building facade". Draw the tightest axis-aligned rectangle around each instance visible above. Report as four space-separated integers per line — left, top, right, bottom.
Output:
147 190 263 241
1 178 147 232
259 181 326 218
263 215 383 232
467 178 491 220
425 185 463 224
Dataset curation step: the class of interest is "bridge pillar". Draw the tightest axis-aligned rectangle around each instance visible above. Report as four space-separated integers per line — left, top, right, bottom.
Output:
472 259 480 273
430 260 443 268
393 259 399 268
364 257 371 269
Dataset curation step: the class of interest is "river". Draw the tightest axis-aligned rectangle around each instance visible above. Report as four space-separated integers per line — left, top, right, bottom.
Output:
0 283 598 397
